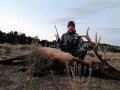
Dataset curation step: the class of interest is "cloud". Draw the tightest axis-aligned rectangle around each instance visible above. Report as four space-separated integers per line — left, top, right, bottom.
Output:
101 27 120 33
66 0 120 18
53 0 120 23
52 17 75 23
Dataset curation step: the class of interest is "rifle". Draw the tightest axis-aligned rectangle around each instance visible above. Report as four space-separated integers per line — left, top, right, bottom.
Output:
54 25 60 42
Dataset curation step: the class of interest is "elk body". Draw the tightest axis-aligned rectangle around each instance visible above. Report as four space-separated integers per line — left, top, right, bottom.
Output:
0 47 90 76
29 47 91 76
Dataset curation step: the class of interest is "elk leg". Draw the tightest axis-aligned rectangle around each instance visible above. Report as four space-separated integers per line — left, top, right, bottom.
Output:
33 59 55 77
0 54 29 65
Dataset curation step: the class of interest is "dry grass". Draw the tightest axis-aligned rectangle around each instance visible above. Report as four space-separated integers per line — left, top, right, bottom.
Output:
0 44 120 90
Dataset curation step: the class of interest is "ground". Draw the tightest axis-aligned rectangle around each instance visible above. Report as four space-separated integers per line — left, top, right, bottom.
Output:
0 44 120 90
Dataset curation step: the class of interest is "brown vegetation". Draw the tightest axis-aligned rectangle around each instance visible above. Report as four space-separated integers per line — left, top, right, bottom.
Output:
0 44 120 90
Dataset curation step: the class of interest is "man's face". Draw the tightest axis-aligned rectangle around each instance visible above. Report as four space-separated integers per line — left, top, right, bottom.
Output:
67 25 75 32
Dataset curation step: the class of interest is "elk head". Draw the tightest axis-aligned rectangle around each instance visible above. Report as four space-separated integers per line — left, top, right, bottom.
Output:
81 27 108 65
81 27 120 80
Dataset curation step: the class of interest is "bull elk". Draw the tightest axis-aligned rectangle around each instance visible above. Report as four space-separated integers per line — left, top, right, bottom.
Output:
0 28 120 80
0 47 90 76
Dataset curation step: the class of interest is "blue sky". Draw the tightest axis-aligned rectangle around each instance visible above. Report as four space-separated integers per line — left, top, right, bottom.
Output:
0 0 120 46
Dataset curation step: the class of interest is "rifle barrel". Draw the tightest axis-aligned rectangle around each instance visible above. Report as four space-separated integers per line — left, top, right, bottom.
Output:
55 25 59 35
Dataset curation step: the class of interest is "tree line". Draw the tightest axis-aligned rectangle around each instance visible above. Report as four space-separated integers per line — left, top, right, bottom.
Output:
0 30 40 44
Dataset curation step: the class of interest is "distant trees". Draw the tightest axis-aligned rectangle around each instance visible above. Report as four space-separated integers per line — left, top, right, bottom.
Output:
100 43 120 53
0 30 6 43
0 30 56 46
0 30 40 45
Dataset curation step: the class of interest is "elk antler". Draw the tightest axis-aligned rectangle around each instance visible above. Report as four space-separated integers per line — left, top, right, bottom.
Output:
81 27 108 64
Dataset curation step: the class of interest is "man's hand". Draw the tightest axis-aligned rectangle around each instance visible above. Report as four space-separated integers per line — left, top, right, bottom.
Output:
57 37 61 42
55 34 61 42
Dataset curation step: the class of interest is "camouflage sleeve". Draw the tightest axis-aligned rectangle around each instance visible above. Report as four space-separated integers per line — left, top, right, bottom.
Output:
60 33 67 45
60 34 64 45
77 36 88 49
59 33 66 50
78 36 84 48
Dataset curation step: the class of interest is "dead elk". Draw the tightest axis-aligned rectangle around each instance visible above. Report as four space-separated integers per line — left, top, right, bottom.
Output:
0 47 90 76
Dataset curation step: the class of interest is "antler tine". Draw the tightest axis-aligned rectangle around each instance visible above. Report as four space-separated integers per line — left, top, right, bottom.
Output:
98 36 101 43
81 27 90 41
81 27 95 46
86 26 90 36
95 36 101 48
86 27 90 39
95 33 97 44
86 27 93 43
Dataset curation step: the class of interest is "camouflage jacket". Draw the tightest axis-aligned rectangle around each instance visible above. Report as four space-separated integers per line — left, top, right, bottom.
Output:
59 31 86 54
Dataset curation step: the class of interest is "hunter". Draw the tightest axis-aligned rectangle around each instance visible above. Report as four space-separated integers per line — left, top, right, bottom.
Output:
58 21 88 60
